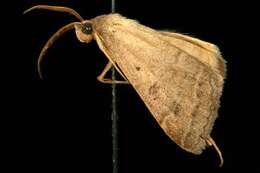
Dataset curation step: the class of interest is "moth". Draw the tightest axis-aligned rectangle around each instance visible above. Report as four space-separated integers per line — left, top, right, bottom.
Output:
24 5 226 167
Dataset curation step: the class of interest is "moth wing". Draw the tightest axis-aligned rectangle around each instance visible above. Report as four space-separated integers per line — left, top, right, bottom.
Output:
160 31 219 54
159 31 226 78
93 14 225 154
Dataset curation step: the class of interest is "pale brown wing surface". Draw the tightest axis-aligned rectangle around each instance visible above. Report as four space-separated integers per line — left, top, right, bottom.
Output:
159 31 226 78
92 14 225 154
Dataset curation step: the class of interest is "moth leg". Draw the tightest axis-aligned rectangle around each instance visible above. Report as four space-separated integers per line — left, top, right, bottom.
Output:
97 62 129 84
206 137 224 167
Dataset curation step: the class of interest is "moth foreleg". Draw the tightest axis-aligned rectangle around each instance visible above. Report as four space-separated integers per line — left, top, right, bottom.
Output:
97 62 129 84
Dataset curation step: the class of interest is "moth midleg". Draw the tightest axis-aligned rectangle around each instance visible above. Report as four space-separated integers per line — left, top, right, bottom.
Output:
97 61 129 84
94 32 129 84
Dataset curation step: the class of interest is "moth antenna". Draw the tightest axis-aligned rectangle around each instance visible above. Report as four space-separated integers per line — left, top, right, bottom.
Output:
37 22 78 79
23 5 84 22
206 137 224 167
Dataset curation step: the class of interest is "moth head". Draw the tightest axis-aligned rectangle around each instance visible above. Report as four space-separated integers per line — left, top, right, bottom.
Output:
74 21 94 43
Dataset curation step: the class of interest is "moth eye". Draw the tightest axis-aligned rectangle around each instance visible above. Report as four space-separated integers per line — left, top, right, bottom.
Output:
82 23 93 34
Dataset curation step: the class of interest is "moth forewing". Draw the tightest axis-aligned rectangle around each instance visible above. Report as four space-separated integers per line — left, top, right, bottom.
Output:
91 14 225 155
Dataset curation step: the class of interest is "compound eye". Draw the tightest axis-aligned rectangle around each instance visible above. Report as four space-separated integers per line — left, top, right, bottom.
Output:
82 23 92 34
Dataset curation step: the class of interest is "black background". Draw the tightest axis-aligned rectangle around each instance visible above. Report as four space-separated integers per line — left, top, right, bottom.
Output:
3 0 259 173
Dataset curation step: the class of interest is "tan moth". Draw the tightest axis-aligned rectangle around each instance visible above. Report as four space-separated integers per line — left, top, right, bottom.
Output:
24 5 226 167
